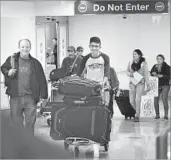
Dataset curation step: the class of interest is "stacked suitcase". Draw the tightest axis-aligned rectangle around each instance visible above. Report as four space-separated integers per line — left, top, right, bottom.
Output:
47 76 112 157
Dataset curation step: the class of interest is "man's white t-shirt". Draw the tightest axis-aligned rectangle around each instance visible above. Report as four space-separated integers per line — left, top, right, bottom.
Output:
85 56 105 82
77 52 110 83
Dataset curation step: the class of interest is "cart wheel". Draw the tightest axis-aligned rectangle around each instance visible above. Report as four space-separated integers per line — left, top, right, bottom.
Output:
47 118 51 126
74 147 79 158
104 143 109 152
64 141 69 151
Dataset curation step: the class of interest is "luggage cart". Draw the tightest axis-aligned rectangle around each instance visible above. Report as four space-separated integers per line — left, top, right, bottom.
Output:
64 137 109 158
61 86 110 158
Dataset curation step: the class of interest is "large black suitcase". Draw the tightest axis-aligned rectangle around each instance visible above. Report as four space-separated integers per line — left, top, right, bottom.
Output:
50 103 111 146
114 89 135 119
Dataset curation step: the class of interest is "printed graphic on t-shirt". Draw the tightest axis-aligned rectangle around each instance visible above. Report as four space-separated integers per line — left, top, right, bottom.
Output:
86 56 104 82
88 63 103 70
18 58 32 95
19 67 30 73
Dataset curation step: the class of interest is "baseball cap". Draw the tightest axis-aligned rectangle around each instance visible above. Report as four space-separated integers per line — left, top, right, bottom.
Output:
77 46 84 52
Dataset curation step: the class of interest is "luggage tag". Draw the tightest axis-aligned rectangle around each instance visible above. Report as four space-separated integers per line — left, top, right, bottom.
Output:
74 97 87 104
74 101 85 104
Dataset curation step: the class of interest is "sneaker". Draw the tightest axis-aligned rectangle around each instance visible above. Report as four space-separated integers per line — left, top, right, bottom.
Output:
155 115 160 119
134 117 139 122
163 116 168 120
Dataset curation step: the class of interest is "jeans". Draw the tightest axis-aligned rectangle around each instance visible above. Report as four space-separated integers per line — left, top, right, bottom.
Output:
10 95 37 134
154 85 170 117
129 83 145 118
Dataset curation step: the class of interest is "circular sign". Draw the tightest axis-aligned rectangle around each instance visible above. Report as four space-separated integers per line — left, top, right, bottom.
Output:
155 2 165 11
78 3 87 13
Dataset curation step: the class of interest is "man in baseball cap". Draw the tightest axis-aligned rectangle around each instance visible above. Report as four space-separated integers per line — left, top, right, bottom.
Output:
61 46 82 76
77 46 84 58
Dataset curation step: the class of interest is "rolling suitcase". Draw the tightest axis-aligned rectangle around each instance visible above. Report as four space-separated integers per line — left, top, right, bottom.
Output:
114 89 135 119
50 103 111 149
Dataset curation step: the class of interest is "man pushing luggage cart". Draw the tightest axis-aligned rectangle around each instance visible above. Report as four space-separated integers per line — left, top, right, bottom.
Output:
77 37 111 106
47 37 112 158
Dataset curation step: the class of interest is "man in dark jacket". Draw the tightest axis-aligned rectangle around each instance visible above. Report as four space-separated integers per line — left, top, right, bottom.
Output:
61 46 82 76
109 67 119 117
1 39 48 134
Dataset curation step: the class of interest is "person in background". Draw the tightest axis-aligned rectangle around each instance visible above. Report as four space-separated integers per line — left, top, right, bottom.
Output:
109 67 120 117
1 39 48 134
76 46 84 58
77 37 110 106
150 54 170 120
127 49 150 122
52 38 58 69
61 46 82 76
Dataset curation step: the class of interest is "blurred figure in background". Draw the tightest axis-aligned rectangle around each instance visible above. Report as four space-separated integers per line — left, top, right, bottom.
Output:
0 109 72 159
52 38 58 69
150 54 170 120
1 39 48 134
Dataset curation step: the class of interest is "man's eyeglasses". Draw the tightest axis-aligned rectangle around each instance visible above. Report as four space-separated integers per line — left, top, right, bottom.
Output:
89 45 100 48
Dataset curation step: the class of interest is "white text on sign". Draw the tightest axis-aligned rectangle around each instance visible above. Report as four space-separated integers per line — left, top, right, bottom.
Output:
93 3 150 12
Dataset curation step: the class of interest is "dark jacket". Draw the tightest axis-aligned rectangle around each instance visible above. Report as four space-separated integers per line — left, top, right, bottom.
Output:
1 52 48 103
61 55 82 76
110 67 119 89
150 62 170 86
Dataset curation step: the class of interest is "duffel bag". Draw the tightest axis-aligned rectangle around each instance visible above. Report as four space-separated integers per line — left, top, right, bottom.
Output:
49 68 66 82
58 76 102 96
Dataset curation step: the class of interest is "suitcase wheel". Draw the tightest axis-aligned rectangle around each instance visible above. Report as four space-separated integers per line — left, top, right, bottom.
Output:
74 146 79 158
47 118 51 126
104 143 109 152
64 141 69 151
